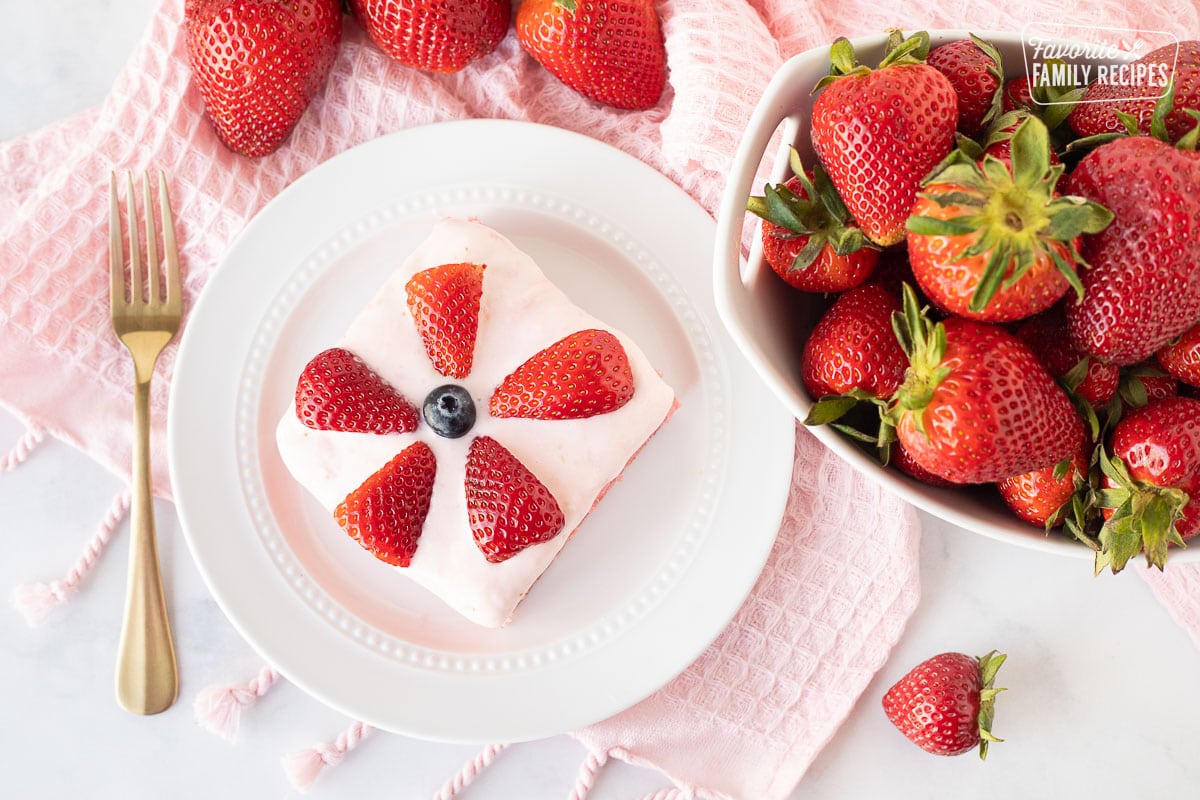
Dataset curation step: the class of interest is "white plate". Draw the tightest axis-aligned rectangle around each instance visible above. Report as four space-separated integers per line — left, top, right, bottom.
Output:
169 119 795 743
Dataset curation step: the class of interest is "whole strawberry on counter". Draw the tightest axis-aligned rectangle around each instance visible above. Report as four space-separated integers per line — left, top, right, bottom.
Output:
926 34 1003 137
516 0 666 110
185 0 342 157
906 115 1111 322
1065 135 1200 365
747 150 879 292
350 0 510 73
810 31 958 246
886 285 1079 484
883 650 1007 759
1095 396 1200 573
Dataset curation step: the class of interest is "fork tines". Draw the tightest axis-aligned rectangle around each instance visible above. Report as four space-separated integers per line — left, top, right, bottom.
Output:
108 171 181 318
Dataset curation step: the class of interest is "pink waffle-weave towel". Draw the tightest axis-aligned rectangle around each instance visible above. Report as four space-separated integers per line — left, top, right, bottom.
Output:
3 1 1199 799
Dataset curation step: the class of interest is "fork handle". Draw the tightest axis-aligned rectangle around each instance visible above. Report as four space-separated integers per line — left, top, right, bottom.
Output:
116 375 178 715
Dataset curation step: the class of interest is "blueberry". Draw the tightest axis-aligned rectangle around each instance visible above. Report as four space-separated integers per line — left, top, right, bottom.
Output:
422 384 476 439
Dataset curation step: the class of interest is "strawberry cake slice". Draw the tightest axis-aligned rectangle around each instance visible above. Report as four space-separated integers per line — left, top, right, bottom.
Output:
276 218 676 627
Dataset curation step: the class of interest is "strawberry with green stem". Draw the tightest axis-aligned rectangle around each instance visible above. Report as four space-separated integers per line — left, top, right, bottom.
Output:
810 30 959 247
905 115 1112 322
998 429 1090 529
747 149 879 292
882 650 1007 759
885 284 1080 484
1001 59 1086 137
981 110 1062 167
1095 396 1200 573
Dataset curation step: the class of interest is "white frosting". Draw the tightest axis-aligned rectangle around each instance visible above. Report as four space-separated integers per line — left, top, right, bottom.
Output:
276 218 676 627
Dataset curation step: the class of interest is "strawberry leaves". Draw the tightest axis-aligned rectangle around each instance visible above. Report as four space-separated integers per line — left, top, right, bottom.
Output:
906 115 1112 314
975 650 1007 760
746 150 877 273
1094 446 1189 574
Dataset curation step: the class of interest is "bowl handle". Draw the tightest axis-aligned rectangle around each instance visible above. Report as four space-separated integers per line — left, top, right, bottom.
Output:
711 53 823 350
713 53 827 285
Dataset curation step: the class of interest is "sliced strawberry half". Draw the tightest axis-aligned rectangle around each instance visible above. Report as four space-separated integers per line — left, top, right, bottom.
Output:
465 436 565 564
489 329 635 420
295 347 419 433
406 262 486 379
334 441 437 567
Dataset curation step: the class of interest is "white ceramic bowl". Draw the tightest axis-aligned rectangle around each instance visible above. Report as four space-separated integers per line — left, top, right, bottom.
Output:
713 30 1200 563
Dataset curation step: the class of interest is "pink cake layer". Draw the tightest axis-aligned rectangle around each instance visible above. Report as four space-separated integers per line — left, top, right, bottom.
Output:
276 218 677 627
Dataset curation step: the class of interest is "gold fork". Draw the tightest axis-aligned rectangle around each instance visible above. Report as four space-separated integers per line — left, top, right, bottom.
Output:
109 171 181 715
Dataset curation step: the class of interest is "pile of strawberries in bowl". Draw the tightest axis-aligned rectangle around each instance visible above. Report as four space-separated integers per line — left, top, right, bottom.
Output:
715 30 1200 573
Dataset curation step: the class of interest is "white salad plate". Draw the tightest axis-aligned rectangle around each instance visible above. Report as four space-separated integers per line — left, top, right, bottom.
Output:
169 119 795 742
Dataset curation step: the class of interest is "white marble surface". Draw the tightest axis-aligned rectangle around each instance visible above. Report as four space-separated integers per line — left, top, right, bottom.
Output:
3 2 1199 798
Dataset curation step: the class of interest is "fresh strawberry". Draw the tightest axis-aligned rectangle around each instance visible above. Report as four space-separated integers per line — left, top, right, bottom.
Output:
1140 372 1180 403
906 116 1110 323
998 430 1088 528
1068 41 1200 144
184 0 341 157
1098 365 1181 432
867 247 919 297
1002 75 1034 113
515 0 666 111
746 154 879 292
882 650 1007 759
892 441 957 487
1096 396 1200 572
295 347 419 433
349 0 510 74
465 436 565 563
997 63 1085 137
886 286 1079 484
1016 312 1119 408
1158 321 1200 387
1064 136 1200 365
926 35 1003 137
406 262 485 379
800 284 907 401
490 329 634 420
334 441 436 567
810 31 958 246
981 111 1062 167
